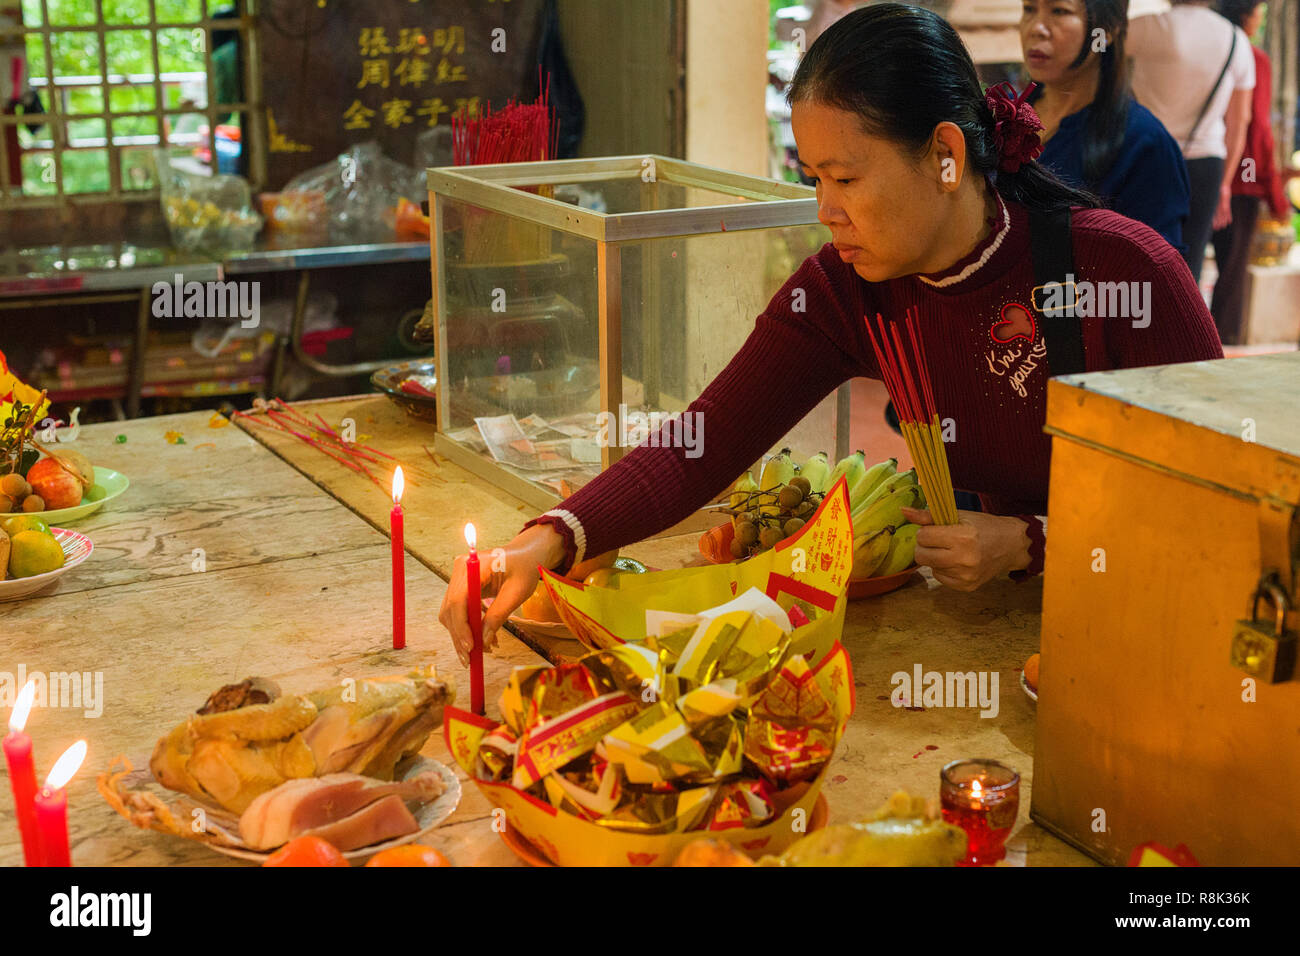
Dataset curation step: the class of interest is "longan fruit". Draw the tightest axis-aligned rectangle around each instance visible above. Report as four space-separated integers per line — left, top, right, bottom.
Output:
782 517 805 537
0 473 29 499
729 536 748 560
758 526 781 550
789 476 812 496
22 495 45 512
736 521 759 546
777 485 804 510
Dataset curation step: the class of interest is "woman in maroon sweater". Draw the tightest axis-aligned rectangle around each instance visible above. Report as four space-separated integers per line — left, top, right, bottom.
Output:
440 4 1222 663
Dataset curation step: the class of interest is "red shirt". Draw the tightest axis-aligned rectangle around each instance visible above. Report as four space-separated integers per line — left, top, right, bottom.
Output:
1233 46 1289 219
526 198 1223 572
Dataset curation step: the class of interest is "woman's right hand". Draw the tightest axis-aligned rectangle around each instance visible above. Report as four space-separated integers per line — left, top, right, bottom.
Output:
437 523 567 667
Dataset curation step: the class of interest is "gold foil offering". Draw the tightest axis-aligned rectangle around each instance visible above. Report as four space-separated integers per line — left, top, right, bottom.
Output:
744 719 834 784
706 778 778 829
466 605 847 837
513 691 640 790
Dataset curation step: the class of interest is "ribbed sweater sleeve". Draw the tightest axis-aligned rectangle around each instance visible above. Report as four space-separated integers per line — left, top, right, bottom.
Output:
1071 210 1225 370
523 248 871 564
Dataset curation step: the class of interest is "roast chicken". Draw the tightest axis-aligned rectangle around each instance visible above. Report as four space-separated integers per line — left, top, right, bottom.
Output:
149 668 454 814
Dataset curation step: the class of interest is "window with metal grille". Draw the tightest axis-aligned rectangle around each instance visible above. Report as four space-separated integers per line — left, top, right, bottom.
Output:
0 0 259 209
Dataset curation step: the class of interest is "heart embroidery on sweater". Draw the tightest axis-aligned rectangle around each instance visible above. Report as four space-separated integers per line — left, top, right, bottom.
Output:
990 302 1036 344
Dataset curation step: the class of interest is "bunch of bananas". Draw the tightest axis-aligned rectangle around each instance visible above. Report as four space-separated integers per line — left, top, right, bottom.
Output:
724 449 925 577
836 452 925 578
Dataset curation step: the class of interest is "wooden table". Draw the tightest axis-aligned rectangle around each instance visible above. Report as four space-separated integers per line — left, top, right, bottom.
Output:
0 398 1090 866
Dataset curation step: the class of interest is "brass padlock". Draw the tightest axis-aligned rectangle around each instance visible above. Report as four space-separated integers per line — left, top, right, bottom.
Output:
1230 577 1297 682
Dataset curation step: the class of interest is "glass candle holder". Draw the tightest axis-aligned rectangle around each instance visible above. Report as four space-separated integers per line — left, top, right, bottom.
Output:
940 759 1020 866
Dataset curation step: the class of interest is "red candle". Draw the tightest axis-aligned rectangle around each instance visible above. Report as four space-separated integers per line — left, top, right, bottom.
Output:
464 522 484 715
3 681 40 866
391 466 406 650
35 739 85 868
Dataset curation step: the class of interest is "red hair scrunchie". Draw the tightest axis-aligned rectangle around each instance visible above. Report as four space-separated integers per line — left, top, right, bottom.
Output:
984 81 1045 174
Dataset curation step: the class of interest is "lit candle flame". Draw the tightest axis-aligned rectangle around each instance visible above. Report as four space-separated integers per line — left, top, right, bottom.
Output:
8 680 35 734
44 740 87 791
391 466 405 504
464 522 477 553
971 779 983 795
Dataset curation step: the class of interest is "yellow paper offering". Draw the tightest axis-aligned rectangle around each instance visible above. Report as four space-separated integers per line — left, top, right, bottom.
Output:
440 480 860 866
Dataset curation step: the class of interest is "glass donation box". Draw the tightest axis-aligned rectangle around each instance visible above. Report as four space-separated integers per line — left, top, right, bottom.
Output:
426 154 844 518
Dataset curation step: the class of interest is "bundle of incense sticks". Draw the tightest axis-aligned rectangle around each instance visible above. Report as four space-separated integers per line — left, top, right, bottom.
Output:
452 72 559 261
232 399 441 492
864 309 959 525
451 70 559 167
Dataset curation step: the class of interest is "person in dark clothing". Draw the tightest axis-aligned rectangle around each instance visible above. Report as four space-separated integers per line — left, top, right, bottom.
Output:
1209 0 1292 342
1021 0 1190 252
1128 0 1256 282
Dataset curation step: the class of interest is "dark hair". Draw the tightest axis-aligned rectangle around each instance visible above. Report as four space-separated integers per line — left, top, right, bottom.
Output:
1216 0 1263 27
789 3 1097 213
1065 0 1132 188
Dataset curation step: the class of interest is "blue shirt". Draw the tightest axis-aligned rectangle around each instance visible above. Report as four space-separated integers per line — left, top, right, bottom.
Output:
1037 97 1190 253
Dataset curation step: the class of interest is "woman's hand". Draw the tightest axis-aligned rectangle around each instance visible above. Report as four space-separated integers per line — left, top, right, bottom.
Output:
900 506 1031 591
1213 184 1233 231
437 523 566 667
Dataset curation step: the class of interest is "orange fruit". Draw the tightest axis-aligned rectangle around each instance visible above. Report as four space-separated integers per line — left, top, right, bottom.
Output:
1023 653 1040 692
365 844 451 867
568 549 618 581
517 582 563 623
582 568 622 588
262 835 349 867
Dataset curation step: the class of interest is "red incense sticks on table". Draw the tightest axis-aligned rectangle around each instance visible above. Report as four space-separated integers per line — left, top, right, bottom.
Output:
864 308 959 524
231 399 436 493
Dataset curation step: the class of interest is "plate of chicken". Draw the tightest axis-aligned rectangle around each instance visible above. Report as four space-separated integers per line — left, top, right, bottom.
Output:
99 667 461 862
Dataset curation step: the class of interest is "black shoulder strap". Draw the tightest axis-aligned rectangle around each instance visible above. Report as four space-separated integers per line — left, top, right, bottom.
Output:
1028 206 1086 377
1183 28 1237 152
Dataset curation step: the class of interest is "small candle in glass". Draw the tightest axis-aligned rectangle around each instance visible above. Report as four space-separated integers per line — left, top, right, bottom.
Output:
939 758 1020 866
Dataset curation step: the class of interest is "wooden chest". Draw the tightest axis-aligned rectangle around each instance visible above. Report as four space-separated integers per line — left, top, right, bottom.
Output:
1031 352 1300 866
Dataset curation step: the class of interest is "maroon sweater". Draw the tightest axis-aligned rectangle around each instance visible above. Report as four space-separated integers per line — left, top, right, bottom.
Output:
526 197 1223 574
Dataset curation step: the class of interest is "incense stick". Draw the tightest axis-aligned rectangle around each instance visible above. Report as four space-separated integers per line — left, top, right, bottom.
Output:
865 310 959 525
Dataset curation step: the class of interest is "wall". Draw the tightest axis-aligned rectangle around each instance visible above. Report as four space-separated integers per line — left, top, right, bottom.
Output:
556 0 684 158
685 0 769 174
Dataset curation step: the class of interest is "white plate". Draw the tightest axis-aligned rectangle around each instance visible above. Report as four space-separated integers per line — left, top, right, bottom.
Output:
107 755 462 863
0 527 93 602
206 757 462 863
1020 671 1038 703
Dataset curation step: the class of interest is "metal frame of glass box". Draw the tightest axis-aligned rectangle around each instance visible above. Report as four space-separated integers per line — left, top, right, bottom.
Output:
426 154 847 515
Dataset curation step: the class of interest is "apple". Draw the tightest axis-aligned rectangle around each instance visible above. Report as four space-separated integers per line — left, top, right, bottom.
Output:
26 457 83 510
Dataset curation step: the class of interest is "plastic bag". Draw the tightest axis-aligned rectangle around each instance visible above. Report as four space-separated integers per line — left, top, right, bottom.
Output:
157 150 263 251
268 142 425 243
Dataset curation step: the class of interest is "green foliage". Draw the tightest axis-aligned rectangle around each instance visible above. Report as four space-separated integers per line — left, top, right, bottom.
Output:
19 0 208 196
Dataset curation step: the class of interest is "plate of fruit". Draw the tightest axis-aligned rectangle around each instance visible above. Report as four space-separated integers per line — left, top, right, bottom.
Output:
1 448 128 526
700 450 923 598
1021 654 1039 703
0 516 94 601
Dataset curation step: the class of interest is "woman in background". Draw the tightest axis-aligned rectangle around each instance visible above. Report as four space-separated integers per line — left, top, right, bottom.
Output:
1127 0 1255 282
1021 0 1189 251
1209 0 1291 343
